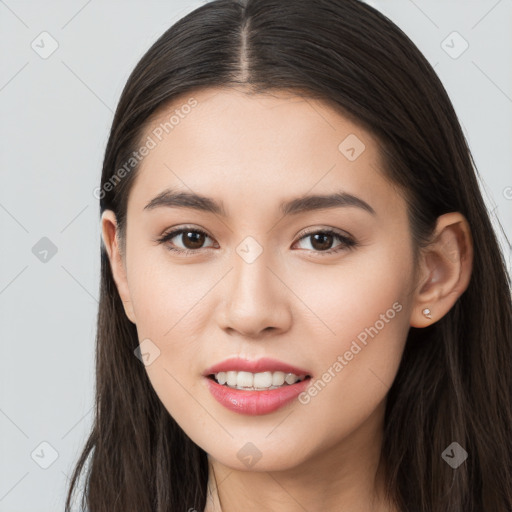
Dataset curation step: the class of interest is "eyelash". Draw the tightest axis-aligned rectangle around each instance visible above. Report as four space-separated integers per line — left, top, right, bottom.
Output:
156 225 358 257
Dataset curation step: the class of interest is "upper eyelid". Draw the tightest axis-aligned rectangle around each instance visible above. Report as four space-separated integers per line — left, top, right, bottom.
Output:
296 226 353 240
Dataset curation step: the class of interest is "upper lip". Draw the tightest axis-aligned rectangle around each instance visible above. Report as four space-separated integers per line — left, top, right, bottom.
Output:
203 357 312 377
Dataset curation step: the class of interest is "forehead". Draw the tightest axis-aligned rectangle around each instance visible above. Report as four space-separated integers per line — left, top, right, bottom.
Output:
127 87 402 219
144 87 374 155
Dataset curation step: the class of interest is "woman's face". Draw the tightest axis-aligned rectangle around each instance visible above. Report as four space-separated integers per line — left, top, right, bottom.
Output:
104 87 418 471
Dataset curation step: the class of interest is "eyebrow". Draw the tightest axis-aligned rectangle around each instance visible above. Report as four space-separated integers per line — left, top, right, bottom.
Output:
143 188 376 217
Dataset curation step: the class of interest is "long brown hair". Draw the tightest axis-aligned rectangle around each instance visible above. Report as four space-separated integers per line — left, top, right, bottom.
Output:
65 1 512 510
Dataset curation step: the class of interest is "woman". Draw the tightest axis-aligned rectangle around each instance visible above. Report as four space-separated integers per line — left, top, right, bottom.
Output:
66 0 512 510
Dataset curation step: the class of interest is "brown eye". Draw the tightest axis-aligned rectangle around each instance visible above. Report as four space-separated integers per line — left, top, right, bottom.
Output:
309 232 334 251
294 229 357 255
157 227 216 254
180 230 206 250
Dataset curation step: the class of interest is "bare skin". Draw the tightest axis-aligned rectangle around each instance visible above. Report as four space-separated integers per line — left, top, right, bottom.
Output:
101 87 473 512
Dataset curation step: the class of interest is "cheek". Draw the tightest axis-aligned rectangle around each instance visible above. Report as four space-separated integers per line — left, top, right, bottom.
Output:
293 238 413 345
291 244 413 416
125 253 216 424
127 247 213 340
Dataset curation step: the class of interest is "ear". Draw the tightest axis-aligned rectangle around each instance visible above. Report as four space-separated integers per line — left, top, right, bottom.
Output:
100 210 137 324
410 212 473 327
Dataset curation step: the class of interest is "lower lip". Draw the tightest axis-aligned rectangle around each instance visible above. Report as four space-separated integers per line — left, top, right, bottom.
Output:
205 377 311 415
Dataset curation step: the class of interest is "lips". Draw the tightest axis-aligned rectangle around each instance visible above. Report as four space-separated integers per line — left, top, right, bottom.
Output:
202 357 313 415
202 357 312 377
205 377 310 415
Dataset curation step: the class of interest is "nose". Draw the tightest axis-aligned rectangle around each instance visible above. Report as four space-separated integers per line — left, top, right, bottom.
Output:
217 247 293 339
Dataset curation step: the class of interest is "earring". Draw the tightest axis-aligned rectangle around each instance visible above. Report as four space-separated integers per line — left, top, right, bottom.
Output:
422 308 432 319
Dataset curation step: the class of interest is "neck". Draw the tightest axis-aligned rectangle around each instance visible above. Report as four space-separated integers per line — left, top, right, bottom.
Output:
204 399 397 512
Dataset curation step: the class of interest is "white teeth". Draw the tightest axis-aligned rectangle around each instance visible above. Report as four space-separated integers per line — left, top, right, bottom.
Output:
272 371 285 386
285 373 298 385
237 371 254 388
226 371 237 386
212 370 307 390
253 371 273 388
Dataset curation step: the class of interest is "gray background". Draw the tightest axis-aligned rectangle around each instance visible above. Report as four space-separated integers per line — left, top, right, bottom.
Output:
0 0 511 510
